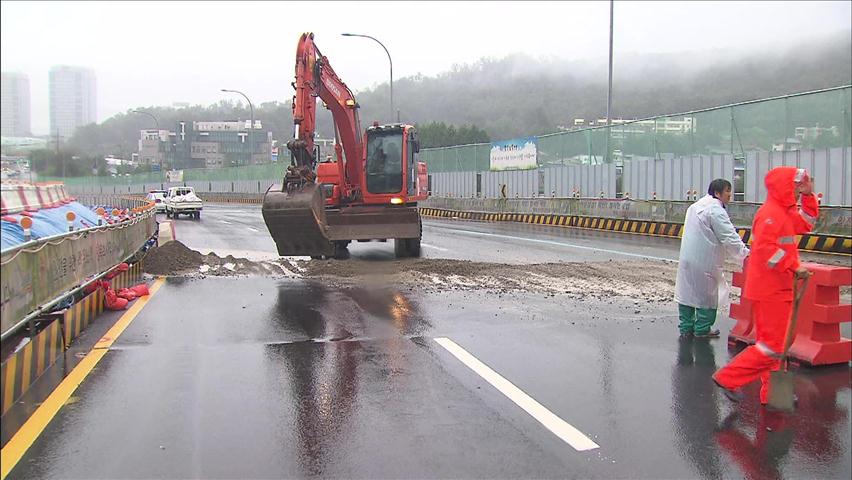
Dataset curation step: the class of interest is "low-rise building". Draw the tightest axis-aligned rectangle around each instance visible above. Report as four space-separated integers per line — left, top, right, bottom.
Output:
136 120 273 169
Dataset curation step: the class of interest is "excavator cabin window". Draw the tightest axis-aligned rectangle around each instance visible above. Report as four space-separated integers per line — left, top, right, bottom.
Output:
366 130 403 194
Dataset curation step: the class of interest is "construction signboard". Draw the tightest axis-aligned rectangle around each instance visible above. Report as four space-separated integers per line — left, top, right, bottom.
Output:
490 137 537 171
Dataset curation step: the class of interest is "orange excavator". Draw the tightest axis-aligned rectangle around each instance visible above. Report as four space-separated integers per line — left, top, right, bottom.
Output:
262 32 428 259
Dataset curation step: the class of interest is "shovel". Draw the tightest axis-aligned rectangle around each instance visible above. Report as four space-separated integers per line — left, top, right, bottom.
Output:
767 274 810 412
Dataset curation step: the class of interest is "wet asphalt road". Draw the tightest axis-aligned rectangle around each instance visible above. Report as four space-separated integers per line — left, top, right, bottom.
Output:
7 204 851 479
172 204 684 263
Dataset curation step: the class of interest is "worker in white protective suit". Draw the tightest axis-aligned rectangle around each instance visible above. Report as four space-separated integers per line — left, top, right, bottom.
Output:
675 178 749 338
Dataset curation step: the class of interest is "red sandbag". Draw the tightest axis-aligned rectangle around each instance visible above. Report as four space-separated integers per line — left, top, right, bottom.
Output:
83 279 109 294
129 283 150 297
105 263 128 280
105 289 129 310
117 288 137 301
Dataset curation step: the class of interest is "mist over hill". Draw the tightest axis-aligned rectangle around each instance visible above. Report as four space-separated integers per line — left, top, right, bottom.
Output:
352 30 851 139
64 30 850 160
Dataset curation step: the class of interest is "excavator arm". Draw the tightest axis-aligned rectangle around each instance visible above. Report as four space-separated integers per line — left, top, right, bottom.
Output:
288 32 362 200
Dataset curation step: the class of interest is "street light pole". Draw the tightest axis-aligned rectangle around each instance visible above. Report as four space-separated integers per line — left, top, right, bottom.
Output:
221 89 254 165
130 109 159 130
604 0 614 164
342 33 393 123
131 109 163 169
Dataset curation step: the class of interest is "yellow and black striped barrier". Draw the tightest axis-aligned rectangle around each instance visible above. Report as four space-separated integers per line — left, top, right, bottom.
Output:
63 290 104 347
1 321 62 417
419 207 851 255
1 261 144 417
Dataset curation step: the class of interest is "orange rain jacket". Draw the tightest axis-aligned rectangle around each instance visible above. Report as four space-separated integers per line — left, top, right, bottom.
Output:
744 166 818 302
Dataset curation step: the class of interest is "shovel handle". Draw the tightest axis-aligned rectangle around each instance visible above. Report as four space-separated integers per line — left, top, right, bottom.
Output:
779 274 810 368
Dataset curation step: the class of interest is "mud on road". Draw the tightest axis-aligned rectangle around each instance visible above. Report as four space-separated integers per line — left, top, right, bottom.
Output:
142 241 683 300
297 258 680 302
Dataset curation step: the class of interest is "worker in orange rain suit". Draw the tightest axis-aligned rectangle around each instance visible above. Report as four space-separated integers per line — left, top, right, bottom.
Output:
712 166 817 405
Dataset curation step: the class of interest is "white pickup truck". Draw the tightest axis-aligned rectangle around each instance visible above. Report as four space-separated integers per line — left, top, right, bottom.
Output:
164 186 203 219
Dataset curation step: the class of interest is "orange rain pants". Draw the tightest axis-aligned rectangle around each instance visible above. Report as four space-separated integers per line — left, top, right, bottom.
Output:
714 300 792 404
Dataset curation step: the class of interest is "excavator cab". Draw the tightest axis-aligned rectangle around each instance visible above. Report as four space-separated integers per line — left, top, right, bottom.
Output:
365 128 404 195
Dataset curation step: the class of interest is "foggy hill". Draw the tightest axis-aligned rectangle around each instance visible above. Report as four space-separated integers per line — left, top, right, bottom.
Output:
351 30 852 139
67 31 850 158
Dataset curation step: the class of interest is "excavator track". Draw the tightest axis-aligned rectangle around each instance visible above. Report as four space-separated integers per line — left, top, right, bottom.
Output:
261 183 334 257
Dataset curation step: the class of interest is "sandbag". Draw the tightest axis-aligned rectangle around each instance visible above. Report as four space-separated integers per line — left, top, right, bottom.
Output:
105 262 130 280
83 279 110 294
117 288 138 301
129 283 150 297
105 289 129 310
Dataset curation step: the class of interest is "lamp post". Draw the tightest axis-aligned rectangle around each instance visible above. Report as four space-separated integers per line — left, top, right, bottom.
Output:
342 33 393 123
604 0 614 164
131 109 163 169
221 89 254 165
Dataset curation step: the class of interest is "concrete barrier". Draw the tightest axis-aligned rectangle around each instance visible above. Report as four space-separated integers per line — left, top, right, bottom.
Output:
422 197 852 237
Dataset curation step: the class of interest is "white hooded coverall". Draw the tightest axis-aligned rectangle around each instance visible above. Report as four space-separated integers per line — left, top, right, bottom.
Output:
675 194 750 309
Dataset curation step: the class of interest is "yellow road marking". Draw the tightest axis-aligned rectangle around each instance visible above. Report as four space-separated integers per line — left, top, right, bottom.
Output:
0 277 165 479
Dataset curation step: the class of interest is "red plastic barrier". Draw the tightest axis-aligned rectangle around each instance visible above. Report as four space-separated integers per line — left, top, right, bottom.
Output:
788 263 852 366
728 259 851 366
728 261 755 345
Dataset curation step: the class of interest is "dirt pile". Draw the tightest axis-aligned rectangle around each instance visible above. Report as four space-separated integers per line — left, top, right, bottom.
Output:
143 241 283 276
143 241 205 275
297 258 679 301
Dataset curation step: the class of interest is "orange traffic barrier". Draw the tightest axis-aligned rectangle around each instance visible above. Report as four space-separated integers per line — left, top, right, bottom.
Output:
728 259 851 366
788 263 852 366
727 262 756 345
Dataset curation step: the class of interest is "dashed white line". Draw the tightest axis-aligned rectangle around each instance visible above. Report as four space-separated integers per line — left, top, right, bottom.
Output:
434 337 600 452
420 243 449 251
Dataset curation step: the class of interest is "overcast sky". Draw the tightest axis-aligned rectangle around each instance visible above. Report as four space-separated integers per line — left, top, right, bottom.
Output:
2 0 850 135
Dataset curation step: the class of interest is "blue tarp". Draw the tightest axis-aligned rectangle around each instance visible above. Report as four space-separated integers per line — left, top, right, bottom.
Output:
1 201 109 251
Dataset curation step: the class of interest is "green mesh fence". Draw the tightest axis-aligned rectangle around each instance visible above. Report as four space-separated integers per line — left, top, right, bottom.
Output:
421 85 850 172
45 86 851 183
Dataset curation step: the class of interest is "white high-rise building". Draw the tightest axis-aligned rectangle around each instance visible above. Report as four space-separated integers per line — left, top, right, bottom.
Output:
49 65 97 139
1 72 31 137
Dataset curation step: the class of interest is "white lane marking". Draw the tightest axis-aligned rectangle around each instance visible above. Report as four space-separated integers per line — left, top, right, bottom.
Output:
420 243 449 252
434 337 600 452
426 225 676 262
247 227 259 232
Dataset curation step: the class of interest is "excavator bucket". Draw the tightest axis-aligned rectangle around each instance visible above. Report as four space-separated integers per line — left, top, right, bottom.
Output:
262 183 334 257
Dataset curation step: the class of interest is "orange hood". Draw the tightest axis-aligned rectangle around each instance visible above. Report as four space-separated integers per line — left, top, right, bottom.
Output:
764 166 799 207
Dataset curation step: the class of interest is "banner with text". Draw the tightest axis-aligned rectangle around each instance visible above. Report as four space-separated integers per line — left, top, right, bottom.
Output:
490 137 538 171
1 214 155 336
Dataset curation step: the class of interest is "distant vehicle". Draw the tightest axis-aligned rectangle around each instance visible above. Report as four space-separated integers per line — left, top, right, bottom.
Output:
164 186 203 219
145 190 167 213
